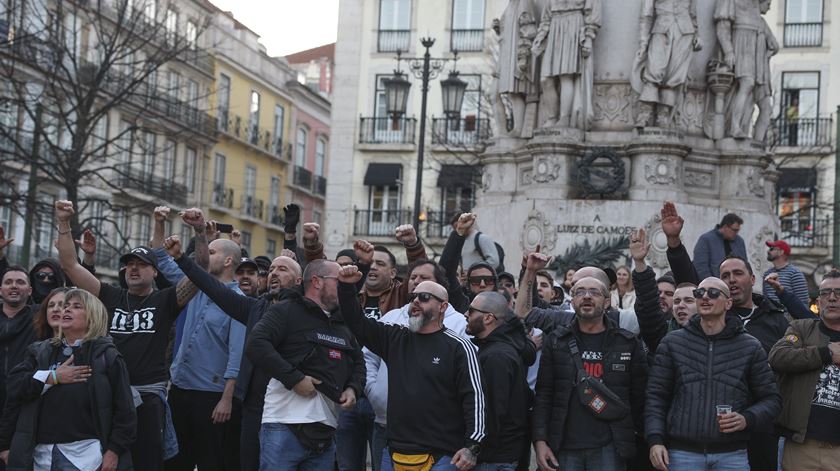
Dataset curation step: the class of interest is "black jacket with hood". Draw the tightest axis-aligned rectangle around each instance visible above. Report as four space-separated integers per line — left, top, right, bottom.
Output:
5 337 136 471
472 317 536 463
28 259 67 305
646 315 782 453
0 305 35 411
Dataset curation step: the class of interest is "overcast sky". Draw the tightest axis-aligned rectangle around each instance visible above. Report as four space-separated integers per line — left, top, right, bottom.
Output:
209 0 340 57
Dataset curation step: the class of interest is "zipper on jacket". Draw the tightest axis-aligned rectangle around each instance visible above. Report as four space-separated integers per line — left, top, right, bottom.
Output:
704 339 715 450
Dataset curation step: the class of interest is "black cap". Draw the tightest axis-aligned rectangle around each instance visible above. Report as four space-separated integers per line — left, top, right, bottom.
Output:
498 272 515 284
119 246 158 267
254 255 272 271
238 257 259 271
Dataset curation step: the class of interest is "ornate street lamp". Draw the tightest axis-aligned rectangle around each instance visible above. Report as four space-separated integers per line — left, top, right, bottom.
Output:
383 40 466 230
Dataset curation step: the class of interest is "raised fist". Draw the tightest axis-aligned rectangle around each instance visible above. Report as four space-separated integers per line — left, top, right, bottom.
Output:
163 235 182 259
354 240 375 265
283 204 301 232
55 200 75 222
395 224 418 246
153 206 170 222
338 264 363 284
181 208 206 228
302 223 320 246
280 248 297 260
456 212 476 237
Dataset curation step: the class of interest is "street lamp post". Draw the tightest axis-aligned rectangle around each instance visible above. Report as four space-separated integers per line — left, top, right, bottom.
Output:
383 37 467 231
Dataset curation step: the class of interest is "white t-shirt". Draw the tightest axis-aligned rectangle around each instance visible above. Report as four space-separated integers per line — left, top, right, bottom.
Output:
261 379 339 427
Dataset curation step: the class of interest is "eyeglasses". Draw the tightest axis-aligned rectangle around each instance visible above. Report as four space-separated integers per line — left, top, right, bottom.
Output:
409 292 445 304
468 276 496 287
819 288 840 299
468 306 496 318
34 272 55 282
693 287 728 299
572 288 605 298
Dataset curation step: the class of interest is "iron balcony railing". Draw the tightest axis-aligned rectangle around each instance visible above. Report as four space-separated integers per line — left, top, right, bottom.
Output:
451 29 484 52
118 167 188 206
431 117 491 146
267 205 283 226
241 194 264 219
780 216 830 248
353 209 413 237
359 117 416 144
424 210 464 239
216 110 284 158
378 29 411 52
314 175 327 197
293 165 313 191
783 22 823 47
773 117 834 147
212 183 234 209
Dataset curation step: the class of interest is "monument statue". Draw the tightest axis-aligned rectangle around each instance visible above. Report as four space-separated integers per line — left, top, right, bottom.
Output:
531 0 601 129
752 0 779 142
713 0 768 139
493 0 540 138
631 0 702 128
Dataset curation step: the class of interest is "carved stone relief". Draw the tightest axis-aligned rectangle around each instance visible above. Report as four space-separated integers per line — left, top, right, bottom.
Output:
642 212 670 271
645 158 678 185
533 156 560 183
684 168 714 190
521 209 558 253
749 225 777 283
520 167 534 186
592 84 634 126
746 167 766 197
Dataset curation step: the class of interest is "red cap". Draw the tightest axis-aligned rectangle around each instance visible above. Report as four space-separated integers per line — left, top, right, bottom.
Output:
765 240 791 255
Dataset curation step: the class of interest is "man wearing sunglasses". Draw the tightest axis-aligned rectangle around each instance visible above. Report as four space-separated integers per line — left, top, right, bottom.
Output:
338 266 485 471
647 277 781 471
770 269 840 470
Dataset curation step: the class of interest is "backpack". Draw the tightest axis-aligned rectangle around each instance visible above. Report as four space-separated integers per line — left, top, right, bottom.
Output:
474 231 505 273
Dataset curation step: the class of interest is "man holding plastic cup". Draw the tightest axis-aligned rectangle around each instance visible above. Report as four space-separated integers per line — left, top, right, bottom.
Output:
645 277 782 471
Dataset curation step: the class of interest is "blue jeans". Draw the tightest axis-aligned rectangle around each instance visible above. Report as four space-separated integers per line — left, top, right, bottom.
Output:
474 463 517 471
371 423 388 471
258 422 336 471
380 447 457 471
336 397 375 471
669 449 749 471
556 444 624 471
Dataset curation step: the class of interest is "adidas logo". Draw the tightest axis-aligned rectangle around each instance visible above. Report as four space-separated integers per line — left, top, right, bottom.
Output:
432 357 440 365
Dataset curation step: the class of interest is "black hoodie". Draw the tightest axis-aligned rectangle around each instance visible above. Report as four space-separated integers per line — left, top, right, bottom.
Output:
28 259 67 305
472 317 535 463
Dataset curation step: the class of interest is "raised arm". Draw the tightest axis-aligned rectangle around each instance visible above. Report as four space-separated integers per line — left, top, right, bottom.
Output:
765 274 815 320
302 222 327 262
337 265 401 358
661 202 700 285
0 225 13 273
515 252 551 319
54 200 101 296
630 228 668 353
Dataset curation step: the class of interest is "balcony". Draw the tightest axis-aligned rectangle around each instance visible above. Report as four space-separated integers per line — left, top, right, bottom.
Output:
451 29 484 52
431 117 491 147
313 175 327 197
780 216 830 248
212 183 234 209
784 23 823 47
267 205 283 226
216 110 284 158
240 194 264 220
118 168 188 206
359 117 416 144
773 117 834 148
353 209 413 236
378 30 411 52
293 165 313 191
424 210 462 239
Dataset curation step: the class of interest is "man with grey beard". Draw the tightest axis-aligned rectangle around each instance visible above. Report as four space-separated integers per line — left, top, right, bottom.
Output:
338 268 485 471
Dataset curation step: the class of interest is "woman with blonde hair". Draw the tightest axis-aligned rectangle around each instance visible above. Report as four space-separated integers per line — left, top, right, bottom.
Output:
3 288 136 471
611 266 636 310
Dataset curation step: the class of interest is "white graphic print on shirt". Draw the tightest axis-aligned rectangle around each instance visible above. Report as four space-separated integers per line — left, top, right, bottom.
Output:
110 307 158 334
813 364 840 410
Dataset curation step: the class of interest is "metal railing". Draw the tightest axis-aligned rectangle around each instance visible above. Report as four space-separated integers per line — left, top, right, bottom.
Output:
240 194 264 219
353 209 413 236
773 117 834 147
451 29 484 52
431 117 491 146
424 210 463 238
294 165 313 190
784 23 823 47
314 175 327 197
780 216 830 248
118 167 188 206
378 29 411 52
212 183 234 209
359 117 416 144
267 205 283 226
216 110 283 157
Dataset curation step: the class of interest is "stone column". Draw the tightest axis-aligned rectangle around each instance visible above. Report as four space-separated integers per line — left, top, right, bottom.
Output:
626 128 690 202
522 127 585 200
717 143 775 213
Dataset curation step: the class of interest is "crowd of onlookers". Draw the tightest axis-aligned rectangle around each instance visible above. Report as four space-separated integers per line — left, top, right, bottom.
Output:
0 199 835 471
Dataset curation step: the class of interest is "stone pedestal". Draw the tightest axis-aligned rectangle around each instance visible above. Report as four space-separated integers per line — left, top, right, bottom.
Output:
627 128 690 203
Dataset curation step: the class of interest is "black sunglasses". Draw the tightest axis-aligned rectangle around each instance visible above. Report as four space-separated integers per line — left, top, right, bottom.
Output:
468 306 496 318
409 292 445 304
468 276 496 286
35 272 56 282
693 287 728 299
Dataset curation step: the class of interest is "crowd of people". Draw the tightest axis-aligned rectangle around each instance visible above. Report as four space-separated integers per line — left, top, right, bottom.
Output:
0 199 835 471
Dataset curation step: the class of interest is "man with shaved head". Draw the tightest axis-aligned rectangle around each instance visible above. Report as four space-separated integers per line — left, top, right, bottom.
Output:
165 218 306 470
532 276 647 470
150 208 247 471
467 292 534 469
337 266 485 471
647 277 781 471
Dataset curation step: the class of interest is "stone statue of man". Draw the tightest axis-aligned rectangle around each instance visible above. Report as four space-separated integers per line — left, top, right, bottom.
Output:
631 0 702 128
531 0 601 129
752 0 778 142
494 0 540 137
714 0 765 139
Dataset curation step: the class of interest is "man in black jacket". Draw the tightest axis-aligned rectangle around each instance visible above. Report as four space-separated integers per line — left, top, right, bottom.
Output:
245 259 365 469
533 276 648 471
337 266 485 471
647 277 782 471
467 291 534 470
